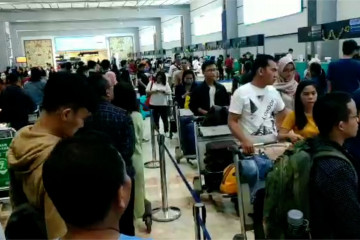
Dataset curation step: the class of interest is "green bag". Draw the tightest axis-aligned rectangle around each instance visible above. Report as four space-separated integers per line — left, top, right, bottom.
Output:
263 139 353 239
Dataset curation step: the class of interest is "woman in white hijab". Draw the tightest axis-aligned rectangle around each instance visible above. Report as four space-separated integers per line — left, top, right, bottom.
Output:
274 56 298 110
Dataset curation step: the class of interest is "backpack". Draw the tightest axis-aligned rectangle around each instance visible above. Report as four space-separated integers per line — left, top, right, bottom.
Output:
263 138 353 239
220 164 237 194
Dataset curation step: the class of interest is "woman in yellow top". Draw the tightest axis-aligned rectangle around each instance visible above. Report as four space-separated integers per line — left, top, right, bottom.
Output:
278 80 319 142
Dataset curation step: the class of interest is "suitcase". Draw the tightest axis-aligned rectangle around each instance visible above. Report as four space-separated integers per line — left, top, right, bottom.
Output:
179 115 196 156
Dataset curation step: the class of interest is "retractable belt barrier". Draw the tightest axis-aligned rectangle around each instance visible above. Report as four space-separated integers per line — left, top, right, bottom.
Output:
153 133 212 240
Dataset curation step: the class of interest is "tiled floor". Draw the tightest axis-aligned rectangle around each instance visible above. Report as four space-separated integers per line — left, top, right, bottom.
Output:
135 118 251 240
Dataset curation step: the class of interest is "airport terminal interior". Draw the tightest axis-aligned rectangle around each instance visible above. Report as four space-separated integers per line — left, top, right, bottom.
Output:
1 0 360 239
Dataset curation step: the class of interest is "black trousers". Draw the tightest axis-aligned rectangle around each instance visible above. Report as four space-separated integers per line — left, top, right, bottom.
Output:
119 177 135 236
152 105 169 132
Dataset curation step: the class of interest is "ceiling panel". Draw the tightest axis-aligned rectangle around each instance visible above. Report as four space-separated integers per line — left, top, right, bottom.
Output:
88 2 99 8
50 3 58 8
71 2 85 8
28 3 42 8
99 1 112 7
0 0 190 11
124 1 137 7
13 4 29 9
57 3 71 8
0 4 15 9
41 3 51 8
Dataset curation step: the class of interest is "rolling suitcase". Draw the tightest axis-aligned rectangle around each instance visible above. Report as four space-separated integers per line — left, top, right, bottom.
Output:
179 114 196 156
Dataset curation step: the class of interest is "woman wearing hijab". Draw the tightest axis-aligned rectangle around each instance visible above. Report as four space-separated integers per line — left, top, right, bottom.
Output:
274 56 298 110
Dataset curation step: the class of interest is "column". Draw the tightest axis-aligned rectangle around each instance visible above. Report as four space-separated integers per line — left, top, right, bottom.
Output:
155 20 162 51
182 13 191 46
315 0 339 60
134 28 140 53
0 22 9 70
225 0 238 58
10 24 22 59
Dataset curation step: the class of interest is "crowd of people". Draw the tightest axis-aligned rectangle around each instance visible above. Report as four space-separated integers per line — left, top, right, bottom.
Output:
1 38 360 239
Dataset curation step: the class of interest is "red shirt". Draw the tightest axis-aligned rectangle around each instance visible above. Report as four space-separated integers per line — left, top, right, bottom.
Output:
225 58 234 69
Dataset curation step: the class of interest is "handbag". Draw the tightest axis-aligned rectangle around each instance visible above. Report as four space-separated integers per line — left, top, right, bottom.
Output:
144 81 154 111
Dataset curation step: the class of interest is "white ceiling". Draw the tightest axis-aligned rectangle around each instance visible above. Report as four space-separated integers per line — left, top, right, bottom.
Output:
0 0 190 10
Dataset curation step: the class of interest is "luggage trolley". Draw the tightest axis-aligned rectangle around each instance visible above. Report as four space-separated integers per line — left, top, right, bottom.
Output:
174 107 196 164
0 126 16 202
192 121 236 194
230 142 291 240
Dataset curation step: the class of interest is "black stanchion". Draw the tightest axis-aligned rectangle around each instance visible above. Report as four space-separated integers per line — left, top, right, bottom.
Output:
144 110 160 169
152 134 181 222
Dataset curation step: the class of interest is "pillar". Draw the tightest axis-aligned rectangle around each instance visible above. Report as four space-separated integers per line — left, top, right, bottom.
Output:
182 13 191 47
315 0 339 60
0 22 9 70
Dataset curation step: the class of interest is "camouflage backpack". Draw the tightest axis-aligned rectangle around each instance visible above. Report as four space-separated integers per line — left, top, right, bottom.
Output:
263 138 352 238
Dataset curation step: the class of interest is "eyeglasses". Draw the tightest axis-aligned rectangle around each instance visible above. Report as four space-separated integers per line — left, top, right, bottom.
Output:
349 115 359 121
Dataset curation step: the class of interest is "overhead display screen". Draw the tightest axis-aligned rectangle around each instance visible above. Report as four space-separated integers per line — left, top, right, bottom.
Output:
55 36 107 51
244 0 302 25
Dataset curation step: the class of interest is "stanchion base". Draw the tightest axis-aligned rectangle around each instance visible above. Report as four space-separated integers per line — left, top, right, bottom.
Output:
152 207 181 222
233 233 246 240
144 161 160 169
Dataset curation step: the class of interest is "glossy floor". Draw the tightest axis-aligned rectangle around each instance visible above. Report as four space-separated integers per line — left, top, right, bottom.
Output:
135 118 253 240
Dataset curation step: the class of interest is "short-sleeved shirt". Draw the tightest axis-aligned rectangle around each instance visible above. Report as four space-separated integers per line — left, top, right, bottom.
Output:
281 111 319 138
229 83 285 143
327 59 360 93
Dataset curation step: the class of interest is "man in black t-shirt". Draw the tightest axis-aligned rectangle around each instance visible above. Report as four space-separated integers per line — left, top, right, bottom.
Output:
137 63 149 96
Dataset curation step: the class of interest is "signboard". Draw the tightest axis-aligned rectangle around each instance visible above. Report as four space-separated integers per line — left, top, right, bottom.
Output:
298 17 360 42
0 138 12 188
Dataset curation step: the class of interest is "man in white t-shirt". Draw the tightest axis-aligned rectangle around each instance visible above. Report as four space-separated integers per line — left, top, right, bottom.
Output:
228 54 288 154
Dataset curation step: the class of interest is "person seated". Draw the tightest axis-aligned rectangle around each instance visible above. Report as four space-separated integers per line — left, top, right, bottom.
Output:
278 80 319 143
175 70 197 109
274 56 298 110
228 55 288 154
42 131 144 240
310 92 360 238
189 61 230 116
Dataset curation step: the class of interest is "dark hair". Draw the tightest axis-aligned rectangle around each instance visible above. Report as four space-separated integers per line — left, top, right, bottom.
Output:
182 69 196 85
244 61 252 73
288 48 294 52
121 60 127 67
181 57 189 62
138 63 145 70
343 40 359 55
201 60 216 73
309 62 327 93
227 54 230 58
88 60 96 69
5 203 47 239
6 73 19 85
86 73 111 102
294 80 318 130
43 131 127 228
78 61 85 68
250 54 275 79
42 72 96 113
65 62 72 71
101 59 111 70
313 92 352 136
155 71 167 85
29 68 42 82
113 82 139 113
